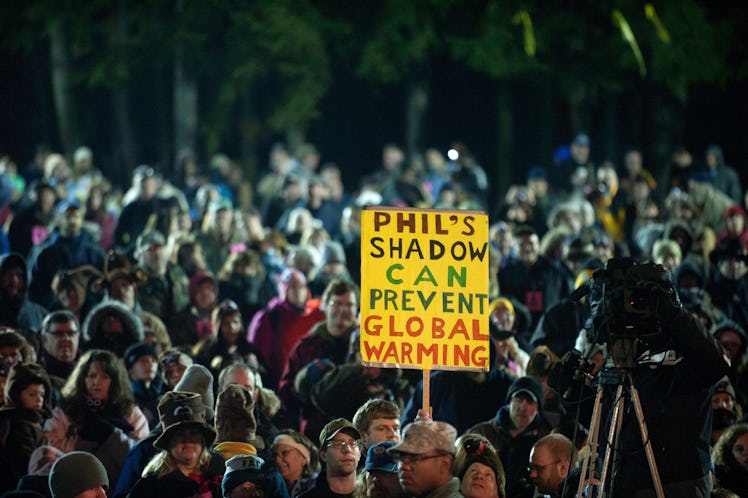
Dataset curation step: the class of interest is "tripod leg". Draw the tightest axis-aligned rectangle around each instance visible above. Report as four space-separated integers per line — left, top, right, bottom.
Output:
628 378 665 498
576 384 605 498
599 383 625 496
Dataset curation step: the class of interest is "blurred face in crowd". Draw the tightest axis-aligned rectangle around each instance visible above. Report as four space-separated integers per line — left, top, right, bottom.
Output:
725 213 745 235
516 233 540 266
283 272 309 308
274 442 307 483
58 208 84 238
139 243 168 274
110 276 136 308
221 366 256 401
326 291 358 337
460 462 499 498
509 393 538 432
1 266 26 299
74 486 106 498
366 468 403 498
38 187 57 214
0 346 23 368
194 281 217 310
129 355 158 382
140 175 159 201
712 392 735 412
528 445 565 496
624 150 643 177
719 257 747 281
19 383 45 410
43 319 80 364
570 142 589 165
219 313 242 340
215 209 233 236
85 361 111 401
732 433 748 471
717 330 744 362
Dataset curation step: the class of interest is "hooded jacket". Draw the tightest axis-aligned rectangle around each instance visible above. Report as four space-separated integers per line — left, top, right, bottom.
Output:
82 299 145 356
0 363 53 492
0 253 48 331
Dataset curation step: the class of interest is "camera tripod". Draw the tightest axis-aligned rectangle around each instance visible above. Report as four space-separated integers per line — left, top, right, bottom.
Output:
574 368 664 498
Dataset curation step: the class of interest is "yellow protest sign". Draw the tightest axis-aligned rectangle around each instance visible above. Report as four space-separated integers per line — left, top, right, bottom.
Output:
360 207 490 371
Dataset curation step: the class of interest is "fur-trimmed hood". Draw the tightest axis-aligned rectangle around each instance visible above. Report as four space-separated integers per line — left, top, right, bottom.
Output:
82 298 144 343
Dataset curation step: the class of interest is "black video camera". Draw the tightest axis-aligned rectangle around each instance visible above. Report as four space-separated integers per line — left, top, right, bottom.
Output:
575 257 679 368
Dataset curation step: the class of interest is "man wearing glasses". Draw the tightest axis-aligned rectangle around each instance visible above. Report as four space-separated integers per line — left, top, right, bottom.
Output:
39 310 80 384
387 420 462 497
527 434 575 498
300 418 361 498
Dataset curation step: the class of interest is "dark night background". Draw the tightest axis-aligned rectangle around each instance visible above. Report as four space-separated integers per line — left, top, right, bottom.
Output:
1 1 746 202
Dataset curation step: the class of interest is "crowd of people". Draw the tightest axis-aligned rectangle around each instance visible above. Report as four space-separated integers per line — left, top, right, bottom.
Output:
0 134 746 497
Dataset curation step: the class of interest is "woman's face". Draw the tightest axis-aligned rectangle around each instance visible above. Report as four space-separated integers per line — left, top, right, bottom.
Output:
274 443 307 482
732 432 748 471
170 428 204 467
460 462 499 498
85 361 112 401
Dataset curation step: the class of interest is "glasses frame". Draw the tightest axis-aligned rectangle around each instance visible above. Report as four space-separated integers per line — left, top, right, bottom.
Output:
527 459 560 474
393 452 448 468
326 439 361 452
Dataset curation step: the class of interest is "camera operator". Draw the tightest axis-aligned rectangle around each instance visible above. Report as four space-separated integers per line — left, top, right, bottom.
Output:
552 258 730 497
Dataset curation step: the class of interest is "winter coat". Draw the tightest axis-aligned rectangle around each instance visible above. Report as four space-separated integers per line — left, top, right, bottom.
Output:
44 404 149 486
468 407 552 498
127 451 225 498
403 369 515 435
28 230 105 308
247 297 324 390
0 253 48 331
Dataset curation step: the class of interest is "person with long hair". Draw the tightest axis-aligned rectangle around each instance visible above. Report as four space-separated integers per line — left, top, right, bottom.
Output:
712 423 748 497
129 392 225 498
43 349 149 485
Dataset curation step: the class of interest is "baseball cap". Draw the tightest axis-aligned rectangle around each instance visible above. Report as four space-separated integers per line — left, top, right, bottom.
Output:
505 376 544 405
388 421 456 455
319 418 360 448
364 441 398 473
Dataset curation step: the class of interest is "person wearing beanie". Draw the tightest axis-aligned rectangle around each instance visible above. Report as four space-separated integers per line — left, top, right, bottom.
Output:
271 430 320 497
467 376 551 498
129 392 225 498
454 433 505 498
124 342 165 429
213 384 265 460
221 454 289 498
0 363 52 492
48 451 108 498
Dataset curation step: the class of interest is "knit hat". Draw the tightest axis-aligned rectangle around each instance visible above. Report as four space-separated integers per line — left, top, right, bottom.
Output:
364 441 398 473
159 349 193 369
48 451 108 498
714 376 737 402
489 298 516 340
174 364 215 419
135 230 165 255
123 342 158 371
221 455 287 498
215 384 265 450
723 204 747 220
506 376 544 406
388 421 456 455
709 238 748 266
93 250 146 291
454 434 503 482
153 391 217 451
319 418 360 448
213 441 258 460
